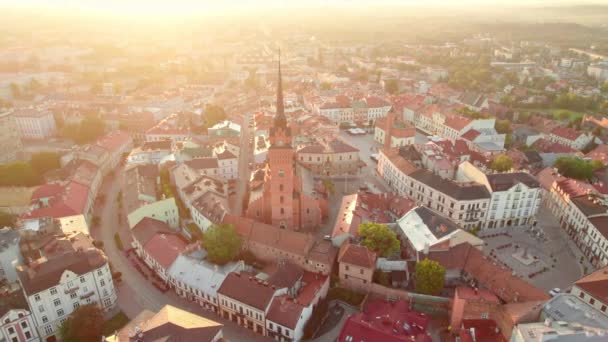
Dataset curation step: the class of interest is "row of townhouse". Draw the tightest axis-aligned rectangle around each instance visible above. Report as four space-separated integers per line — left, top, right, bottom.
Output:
378 148 542 230
405 103 505 154
16 232 117 341
547 178 608 268
130 216 330 341
317 96 391 124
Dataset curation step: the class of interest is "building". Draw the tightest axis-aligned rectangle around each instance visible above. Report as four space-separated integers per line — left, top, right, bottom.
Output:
208 120 241 138
374 111 416 148
0 288 40 342
109 305 223 342
13 108 57 140
123 164 159 216
541 293 608 329
22 181 93 222
510 320 607 341
0 110 23 163
296 138 362 176
167 250 245 314
337 243 377 292
548 127 594 151
457 163 542 229
96 131 134 172
0 228 22 283
16 233 116 340
396 207 484 261
246 56 324 231
127 197 179 230
126 140 173 166
587 61 608 82
337 299 431 342
266 295 310 342
217 272 282 335
216 149 238 180
331 192 416 247
131 217 189 282
459 319 506 342
570 266 608 316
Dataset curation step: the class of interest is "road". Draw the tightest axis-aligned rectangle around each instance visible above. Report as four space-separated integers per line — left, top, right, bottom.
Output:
91 166 268 342
231 114 254 215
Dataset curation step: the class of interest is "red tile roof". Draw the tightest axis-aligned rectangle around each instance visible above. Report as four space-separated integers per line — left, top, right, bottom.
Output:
338 243 377 268
461 129 481 141
550 127 584 141
218 272 278 311
266 295 305 329
143 233 188 269
574 266 608 304
31 184 63 200
338 299 431 342
459 319 507 342
531 138 579 154
24 181 90 220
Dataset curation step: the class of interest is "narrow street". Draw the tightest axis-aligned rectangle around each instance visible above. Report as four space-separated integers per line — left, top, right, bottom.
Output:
231 114 253 215
91 167 268 342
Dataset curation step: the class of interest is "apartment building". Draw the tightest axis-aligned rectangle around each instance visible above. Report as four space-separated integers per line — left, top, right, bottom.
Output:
548 127 594 151
570 266 608 316
337 244 377 292
296 138 361 176
458 162 542 229
0 110 23 163
16 234 116 341
0 289 40 342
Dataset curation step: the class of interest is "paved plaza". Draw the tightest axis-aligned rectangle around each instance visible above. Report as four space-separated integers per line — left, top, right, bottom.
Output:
481 204 587 292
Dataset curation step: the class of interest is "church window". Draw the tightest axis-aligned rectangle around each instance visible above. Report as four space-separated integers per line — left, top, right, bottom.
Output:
279 184 284 191
280 196 284 204
280 208 285 214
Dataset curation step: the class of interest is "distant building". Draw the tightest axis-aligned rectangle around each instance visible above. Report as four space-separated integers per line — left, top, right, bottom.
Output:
570 266 608 315
208 120 241 138
587 61 608 82
0 110 23 163
0 228 22 283
13 108 57 140
296 138 362 176
548 127 594 151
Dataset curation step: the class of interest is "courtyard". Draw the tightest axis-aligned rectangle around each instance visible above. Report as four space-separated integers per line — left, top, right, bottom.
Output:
481 204 587 292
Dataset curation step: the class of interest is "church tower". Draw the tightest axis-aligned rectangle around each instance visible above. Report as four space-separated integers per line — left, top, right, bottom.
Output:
267 51 296 229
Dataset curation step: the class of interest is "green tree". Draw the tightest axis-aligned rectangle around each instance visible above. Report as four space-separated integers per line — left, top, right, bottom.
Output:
384 79 399 95
415 259 446 295
601 81 608 94
495 119 512 134
30 152 61 175
77 115 106 144
204 104 227 128
358 222 400 257
491 155 513 172
0 211 17 228
591 160 605 172
202 224 242 265
322 178 335 195
320 82 332 91
554 157 594 180
59 304 104 342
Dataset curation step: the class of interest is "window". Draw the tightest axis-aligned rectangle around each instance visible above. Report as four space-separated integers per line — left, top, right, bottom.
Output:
8 327 14 334
360 269 364 275
580 292 585 299
481 313 489 319
73 302 80 310
280 208 284 214
280 196 284 204
34 294 41 302
80 276 85 283
590 298 596 305
25 331 32 339
57 309 65 317
44 325 53 335
98 270 103 276
345 265 349 271
53 298 61 307
601 305 606 312
50 288 57 295
39 305 45 313
12 337 17 342
42 316 48 323
100 279 106 287
279 184 284 191
21 321 27 329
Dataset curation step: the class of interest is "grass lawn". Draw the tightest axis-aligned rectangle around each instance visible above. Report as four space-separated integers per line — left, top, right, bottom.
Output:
102 311 129 336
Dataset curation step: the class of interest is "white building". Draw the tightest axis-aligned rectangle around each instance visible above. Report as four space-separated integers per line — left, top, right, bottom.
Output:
587 61 608 82
570 266 608 316
216 150 238 180
458 162 542 229
168 251 245 314
127 197 179 230
13 108 57 140
16 234 116 341
0 290 40 342
548 127 594 151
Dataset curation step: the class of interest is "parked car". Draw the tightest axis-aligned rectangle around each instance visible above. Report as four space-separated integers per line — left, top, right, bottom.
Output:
549 288 561 297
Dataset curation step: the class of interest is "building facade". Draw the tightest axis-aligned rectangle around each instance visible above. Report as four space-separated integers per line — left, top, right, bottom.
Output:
0 110 23 163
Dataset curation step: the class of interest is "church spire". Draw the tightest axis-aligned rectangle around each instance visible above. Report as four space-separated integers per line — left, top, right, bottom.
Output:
274 48 287 129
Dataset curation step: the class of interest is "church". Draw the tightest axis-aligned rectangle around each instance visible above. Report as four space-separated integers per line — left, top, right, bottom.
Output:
245 55 325 231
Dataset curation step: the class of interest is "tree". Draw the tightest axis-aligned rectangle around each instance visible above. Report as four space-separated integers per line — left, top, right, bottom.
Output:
494 119 512 134
491 155 513 172
384 79 399 95
554 157 595 180
202 224 242 265
358 222 400 257
320 82 332 91
59 304 104 342
77 115 106 144
204 104 227 128
0 162 41 187
0 211 17 228
601 81 608 94
415 259 446 295
322 178 335 195
30 152 61 175
591 160 605 172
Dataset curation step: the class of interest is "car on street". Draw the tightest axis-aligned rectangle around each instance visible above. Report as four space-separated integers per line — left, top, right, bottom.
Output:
549 288 561 297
